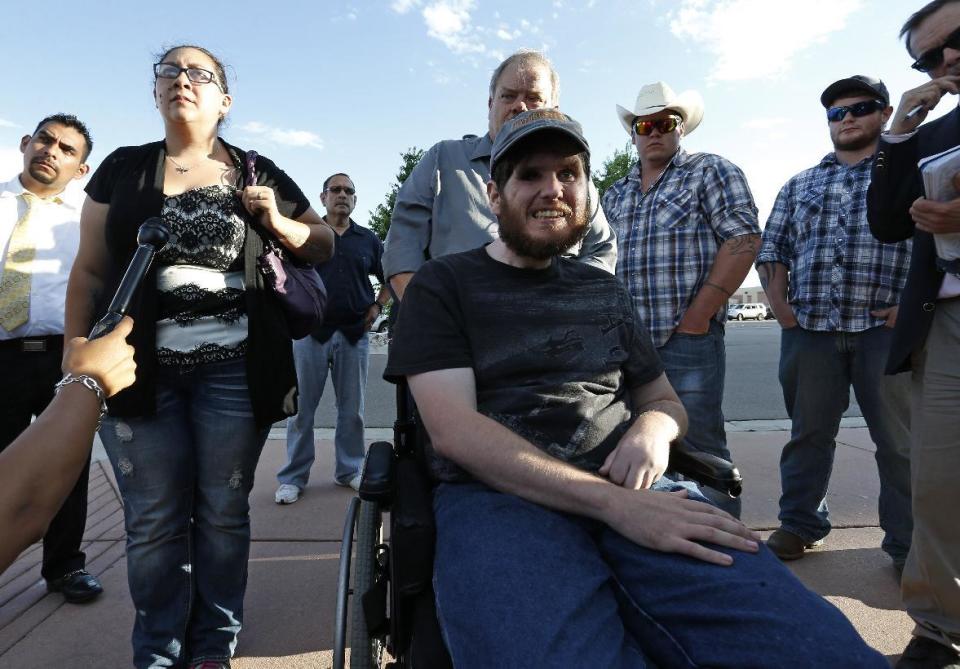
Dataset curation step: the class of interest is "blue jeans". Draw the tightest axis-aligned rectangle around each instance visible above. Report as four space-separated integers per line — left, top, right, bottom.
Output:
432 480 886 668
99 358 269 668
657 320 739 517
778 326 912 563
279 331 369 488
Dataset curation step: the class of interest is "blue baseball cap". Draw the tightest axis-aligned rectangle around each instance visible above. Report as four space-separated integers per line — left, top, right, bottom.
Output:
490 109 589 173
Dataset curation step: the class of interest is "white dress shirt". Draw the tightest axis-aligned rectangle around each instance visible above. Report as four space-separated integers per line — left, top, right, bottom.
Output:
0 176 84 339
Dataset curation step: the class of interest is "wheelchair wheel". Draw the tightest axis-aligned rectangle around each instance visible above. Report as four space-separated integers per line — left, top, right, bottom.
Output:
350 499 385 669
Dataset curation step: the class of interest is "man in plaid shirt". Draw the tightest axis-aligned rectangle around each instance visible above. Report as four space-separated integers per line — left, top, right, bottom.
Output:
757 75 912 568
602 82 760 517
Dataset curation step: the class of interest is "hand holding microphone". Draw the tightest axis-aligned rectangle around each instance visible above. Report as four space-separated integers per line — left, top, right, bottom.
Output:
88 218 169 340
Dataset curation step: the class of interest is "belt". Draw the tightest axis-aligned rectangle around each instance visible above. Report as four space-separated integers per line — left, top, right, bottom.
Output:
0 334 64 353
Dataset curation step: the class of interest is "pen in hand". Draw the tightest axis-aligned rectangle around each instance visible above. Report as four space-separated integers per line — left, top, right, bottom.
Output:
905 104 925 121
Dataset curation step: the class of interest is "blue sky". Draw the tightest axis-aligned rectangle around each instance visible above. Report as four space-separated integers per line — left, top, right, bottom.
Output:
0 0 939 283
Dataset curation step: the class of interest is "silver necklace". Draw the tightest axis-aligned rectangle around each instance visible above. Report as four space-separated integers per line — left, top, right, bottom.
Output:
166 155 193 174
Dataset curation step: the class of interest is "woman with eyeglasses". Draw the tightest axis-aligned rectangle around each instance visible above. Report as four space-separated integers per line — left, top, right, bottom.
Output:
65 44 333 669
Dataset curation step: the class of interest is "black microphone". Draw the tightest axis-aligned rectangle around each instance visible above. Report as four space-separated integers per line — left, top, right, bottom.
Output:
88 218 169 340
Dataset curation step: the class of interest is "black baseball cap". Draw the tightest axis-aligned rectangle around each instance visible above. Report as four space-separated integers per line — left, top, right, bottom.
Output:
820 75 890 108
490 109 589 173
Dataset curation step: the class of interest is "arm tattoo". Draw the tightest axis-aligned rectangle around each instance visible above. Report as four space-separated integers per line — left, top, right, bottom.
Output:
757 263 771 291
303 236 328 254
726 235 759 256
756 263 782 292
705 281 732 297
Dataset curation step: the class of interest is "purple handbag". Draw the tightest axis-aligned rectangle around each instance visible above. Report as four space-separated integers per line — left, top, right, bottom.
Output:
245 150 327 340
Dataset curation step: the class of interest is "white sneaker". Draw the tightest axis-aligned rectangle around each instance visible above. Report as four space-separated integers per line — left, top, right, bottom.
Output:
335 474 363 492
275 483 301 505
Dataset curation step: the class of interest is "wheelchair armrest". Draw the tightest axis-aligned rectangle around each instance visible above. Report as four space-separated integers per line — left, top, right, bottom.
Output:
668 442 743 498
359 441 396 504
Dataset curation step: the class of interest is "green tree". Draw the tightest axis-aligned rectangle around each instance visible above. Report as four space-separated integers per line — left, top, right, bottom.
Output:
369 146 425 241
592 142 637 197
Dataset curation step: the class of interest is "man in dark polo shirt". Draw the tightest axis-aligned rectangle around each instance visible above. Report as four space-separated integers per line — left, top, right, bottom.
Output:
275 173 390 503
0 114 103 602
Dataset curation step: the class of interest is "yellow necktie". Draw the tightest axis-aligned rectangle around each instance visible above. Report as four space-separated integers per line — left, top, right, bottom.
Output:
0 192 39 331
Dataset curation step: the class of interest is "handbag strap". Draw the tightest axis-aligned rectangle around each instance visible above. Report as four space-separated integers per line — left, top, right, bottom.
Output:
244 150 258 188
243 150 282 254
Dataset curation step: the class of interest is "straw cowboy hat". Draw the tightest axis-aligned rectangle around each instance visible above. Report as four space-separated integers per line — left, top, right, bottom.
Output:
616 82 704 135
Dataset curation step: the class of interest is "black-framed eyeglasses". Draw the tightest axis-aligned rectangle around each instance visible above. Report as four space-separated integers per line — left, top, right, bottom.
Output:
154 62 223 91
633 116 681 136
826 99 885 122
325 186 356 195
911 25 960 72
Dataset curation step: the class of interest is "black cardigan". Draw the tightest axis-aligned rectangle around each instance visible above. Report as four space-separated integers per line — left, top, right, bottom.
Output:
85 139 309 428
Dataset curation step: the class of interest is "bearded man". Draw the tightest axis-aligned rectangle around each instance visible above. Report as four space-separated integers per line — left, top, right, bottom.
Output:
383 109 886 669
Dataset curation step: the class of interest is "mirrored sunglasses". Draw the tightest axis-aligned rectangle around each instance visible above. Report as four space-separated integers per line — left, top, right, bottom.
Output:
633 116 681 136
826 100 885 123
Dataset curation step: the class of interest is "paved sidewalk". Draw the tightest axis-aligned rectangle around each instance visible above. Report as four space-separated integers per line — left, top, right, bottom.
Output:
0 427 911 667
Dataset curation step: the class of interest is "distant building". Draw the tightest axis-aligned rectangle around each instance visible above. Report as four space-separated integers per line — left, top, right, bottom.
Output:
730 285 768 307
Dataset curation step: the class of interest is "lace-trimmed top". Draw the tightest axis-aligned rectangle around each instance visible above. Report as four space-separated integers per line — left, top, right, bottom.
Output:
155 185 247 366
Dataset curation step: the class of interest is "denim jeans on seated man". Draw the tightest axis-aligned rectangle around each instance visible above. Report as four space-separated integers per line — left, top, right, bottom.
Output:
657 319 740 517
279 330 369 488
98 358 270 668
778 325 912 564
432 478 887 669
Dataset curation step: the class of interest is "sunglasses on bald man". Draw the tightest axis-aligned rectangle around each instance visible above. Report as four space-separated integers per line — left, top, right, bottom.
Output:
825 100 885 123
633 116 681 136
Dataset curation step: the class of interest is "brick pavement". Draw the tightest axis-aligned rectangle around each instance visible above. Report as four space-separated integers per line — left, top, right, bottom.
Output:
0 428 913 668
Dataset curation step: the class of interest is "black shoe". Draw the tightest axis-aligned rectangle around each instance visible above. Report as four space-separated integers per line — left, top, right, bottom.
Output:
896 636 960 668
765 528 824 561
46 569 103 603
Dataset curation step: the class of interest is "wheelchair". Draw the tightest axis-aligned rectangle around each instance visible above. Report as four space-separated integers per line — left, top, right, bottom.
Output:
333 381 743 669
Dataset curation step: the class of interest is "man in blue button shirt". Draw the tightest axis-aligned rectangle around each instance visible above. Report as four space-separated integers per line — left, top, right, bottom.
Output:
275 173 390 503
757 76 913 567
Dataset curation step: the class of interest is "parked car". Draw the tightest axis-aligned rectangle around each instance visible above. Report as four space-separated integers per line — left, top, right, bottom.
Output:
370 311 389 333
727 303 768 321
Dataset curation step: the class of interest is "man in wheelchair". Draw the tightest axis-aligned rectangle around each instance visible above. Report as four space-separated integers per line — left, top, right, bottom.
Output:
383 109 886 668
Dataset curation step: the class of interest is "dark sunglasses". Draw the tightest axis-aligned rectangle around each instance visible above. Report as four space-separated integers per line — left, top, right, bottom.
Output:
911 25 960 72
325 186 355 195
633 116 681 136
826 100 885 122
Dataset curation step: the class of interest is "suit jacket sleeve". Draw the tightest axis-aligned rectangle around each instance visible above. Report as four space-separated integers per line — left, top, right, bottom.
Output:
868 136 921 243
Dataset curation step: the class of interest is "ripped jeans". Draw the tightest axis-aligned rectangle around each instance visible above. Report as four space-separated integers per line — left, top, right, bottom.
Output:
99 358 269 669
